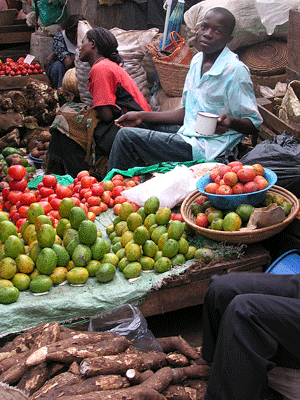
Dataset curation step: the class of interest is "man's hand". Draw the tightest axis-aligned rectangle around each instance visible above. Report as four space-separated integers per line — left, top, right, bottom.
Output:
215 114 232 135
216 114 258 136
115 111 142 128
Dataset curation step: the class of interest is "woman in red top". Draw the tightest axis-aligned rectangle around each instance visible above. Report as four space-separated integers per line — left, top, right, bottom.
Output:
46 27 151 179
80 27 151 159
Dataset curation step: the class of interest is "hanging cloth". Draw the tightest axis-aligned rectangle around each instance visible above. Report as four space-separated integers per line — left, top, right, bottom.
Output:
62 30 77 54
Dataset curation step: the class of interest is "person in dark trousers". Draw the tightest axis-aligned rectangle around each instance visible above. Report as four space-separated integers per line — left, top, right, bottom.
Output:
46 27 151 179
45 14 84 89
201 272 300 400
107 7 262 172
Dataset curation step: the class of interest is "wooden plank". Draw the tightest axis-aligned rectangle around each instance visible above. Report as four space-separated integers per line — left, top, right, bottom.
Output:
0 31 32 44
258 103 300 137
0 73 50 93
288 10 300 73
140 245 271 317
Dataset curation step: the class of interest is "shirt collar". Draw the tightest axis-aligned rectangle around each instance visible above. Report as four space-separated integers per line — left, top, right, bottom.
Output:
202 46 235 77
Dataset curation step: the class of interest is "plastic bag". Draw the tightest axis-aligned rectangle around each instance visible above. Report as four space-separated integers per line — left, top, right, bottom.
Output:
88 304 163 352
254 0 299 35
239 132 300 194
122 165 198 208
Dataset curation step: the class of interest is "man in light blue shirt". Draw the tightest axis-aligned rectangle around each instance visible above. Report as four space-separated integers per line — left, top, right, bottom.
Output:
107 7 263 171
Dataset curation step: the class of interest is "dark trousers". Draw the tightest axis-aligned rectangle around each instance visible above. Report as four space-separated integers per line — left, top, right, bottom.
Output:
203 272 300 400
107 125 193 172
47 60 66 90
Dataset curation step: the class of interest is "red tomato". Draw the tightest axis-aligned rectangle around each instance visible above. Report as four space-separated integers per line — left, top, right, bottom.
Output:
11 212 20 224
89 206 101 216
112 174 124 182
16 218 27 229
18 205 30 218
87 196 101 207
35 63 41 70
16 70 22 76
8 165 26 180
33 69 39 74
87 211 96 221
9 178 27 192
17 57 25 63
27 70 33 75
55 185 72 199
10 70 15 76
0 71 5 76
81 175 93 188
21 69 27 76
48 210 59 220
50 197 61 210
70 196 80 206
38 201 52 214
48 193 57 202
91 184 104 196
8 190 22 204
2 187 10 201
38 69 44 73
42 175 57 187
77 170 90 180
39 186 55 198
132 175 141 183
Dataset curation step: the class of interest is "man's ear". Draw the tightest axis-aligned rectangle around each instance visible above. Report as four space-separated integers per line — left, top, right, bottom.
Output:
91 39 96 49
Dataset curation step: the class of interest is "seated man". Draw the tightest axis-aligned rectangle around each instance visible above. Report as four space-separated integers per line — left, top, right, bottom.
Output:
107 7 263 172
201 272 300 400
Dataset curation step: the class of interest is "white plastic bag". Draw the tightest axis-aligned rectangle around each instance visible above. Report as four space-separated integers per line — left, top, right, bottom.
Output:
122 165 198 209
254 0 299 35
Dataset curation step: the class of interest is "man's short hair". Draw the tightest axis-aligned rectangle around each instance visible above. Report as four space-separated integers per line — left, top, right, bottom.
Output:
206 7 236 35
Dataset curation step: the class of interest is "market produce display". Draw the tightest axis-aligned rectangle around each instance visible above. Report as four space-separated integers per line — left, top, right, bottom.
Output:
0 147 35 190
0 321 209 399
0 170 218 305
0 58 44 77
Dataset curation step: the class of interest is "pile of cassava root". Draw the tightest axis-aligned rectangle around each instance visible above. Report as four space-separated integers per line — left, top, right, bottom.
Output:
0 321 210 400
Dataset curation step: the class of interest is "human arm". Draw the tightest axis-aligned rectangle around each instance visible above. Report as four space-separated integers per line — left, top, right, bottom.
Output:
215 114 259 136
94 105 122 123
115 107 185 128
62 54 75 70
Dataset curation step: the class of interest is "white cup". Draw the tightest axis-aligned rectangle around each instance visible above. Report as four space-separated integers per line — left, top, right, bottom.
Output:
195 112 219 136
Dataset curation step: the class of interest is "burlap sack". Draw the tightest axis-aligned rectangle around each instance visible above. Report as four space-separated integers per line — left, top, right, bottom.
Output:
184 0 289 52
278 80 300 125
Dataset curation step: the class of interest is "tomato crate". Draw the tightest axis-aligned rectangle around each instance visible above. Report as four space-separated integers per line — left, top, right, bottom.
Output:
0 73 50 94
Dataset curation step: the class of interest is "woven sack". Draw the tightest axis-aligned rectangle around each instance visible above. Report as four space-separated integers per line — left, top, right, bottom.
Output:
146 31 193 65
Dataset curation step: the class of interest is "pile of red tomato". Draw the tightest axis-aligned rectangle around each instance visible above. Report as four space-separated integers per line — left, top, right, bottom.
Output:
0 168 141 231
0 57 44 77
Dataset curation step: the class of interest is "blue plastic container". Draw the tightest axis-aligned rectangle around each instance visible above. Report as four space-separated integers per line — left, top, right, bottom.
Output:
265 249 300 274
28 153 44 169
196 168 277 210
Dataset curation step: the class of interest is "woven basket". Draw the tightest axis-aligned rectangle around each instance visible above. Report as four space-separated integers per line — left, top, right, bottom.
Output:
239 40 288 76
154 58 190 97
180 185 299 244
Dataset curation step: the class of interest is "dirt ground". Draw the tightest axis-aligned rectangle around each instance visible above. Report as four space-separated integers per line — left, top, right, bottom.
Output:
146 304 284 400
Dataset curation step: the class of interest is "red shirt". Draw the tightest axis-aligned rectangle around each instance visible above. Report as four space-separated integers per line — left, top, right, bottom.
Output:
88 58 151 112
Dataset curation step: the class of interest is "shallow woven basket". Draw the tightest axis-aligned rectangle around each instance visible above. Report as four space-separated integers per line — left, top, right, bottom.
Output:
180 185 299 244
239 40 288 76
154 58 190 97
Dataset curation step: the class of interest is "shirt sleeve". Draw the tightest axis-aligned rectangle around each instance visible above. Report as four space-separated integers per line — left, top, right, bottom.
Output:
52 32 70 62
89 64 117 108
225 64 263 129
